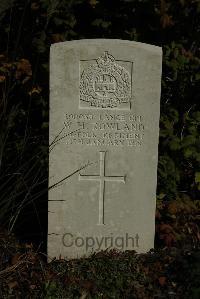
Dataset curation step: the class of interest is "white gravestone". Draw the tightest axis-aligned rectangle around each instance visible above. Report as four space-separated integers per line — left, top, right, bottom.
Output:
48 39 162 259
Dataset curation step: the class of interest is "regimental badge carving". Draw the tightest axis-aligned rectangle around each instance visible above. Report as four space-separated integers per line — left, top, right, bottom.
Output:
80 52 132 110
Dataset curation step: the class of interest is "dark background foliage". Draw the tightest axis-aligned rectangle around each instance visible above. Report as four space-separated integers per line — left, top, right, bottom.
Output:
0 0 199 247
0 1 199 298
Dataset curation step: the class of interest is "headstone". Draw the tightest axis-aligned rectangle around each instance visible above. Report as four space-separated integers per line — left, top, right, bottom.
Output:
48 39 162 259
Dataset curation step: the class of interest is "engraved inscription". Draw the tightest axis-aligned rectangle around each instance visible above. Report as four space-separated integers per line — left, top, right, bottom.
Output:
79 151 126 225
80 52 132 110
64 113 145 147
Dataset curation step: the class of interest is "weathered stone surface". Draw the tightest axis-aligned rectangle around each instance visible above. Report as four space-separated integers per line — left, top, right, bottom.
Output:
48 39 162 259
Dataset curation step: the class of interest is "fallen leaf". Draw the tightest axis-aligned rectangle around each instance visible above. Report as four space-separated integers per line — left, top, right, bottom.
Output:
0 75 6 82
11 253 21 265
164 233 176 247
161 14 174 28
168 202 179 215
158 276 167 286
15 59 32 81
159 224 173 233
88 0 99 8
25 243 33 249
28 86 42 95
51 34 64 43
156 209 161 219
31 3 40 11
8 281 19 289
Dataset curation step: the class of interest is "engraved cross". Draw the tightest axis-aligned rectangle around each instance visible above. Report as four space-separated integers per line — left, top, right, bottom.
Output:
79 151 126 225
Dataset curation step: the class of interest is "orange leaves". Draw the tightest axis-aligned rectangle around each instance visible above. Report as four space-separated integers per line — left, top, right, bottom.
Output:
0 54 10 83
156 195 200 249
159 223 174 234
15 59 32 83
7 280 19 289
160 14 174 29
11 253 21 265
51 34 64 44
0 75 6 83
158 276 167 286
168 201 179 215
31 2 40 11
28 86 42 96
181 48 194 59
156 209 162 219
0 55 33 85
156 222 176 247
88 0 99 8
156 0 174 29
